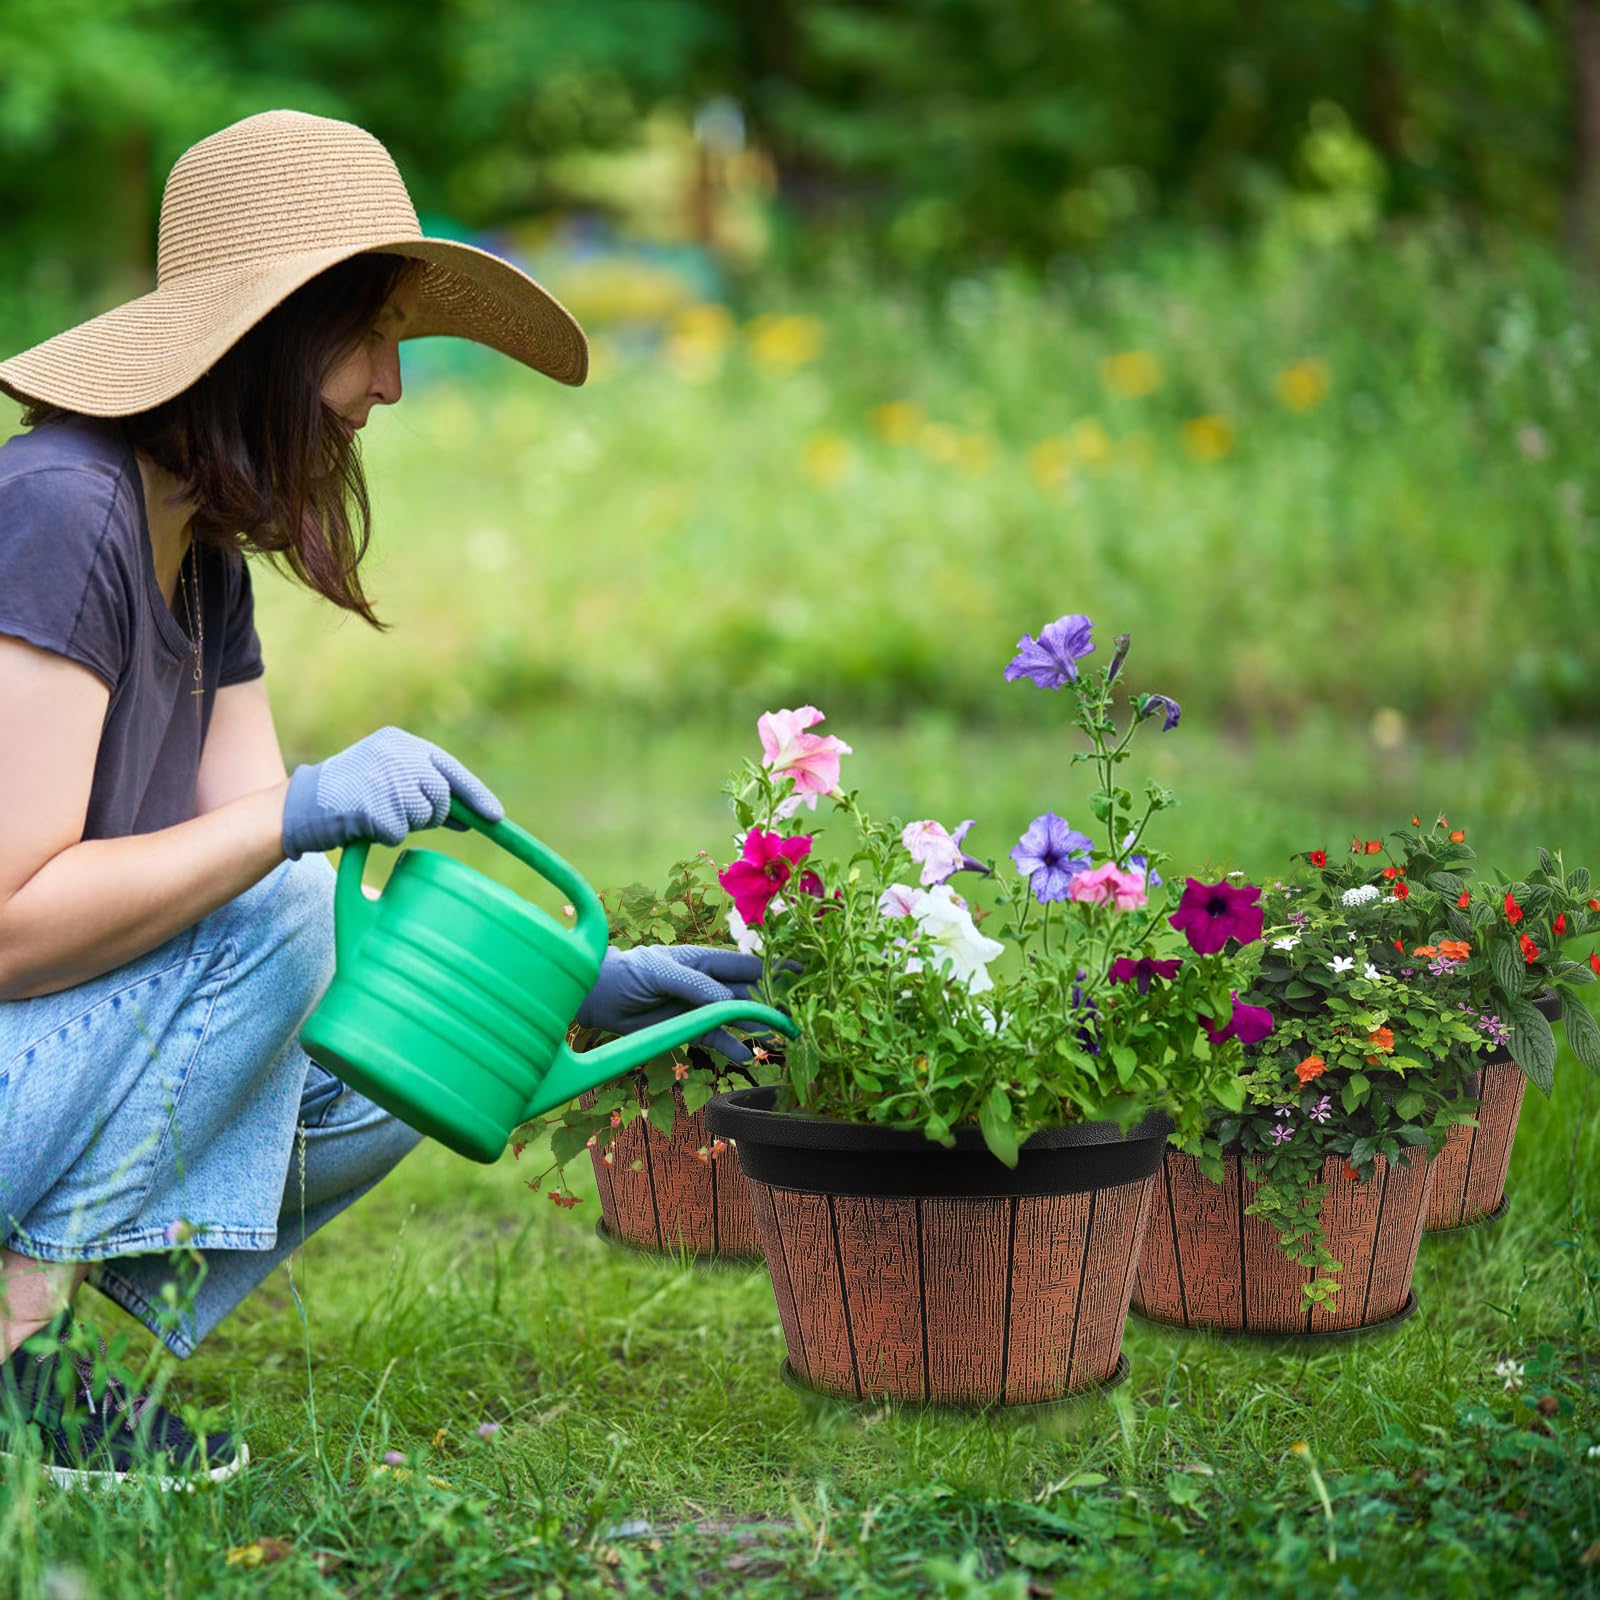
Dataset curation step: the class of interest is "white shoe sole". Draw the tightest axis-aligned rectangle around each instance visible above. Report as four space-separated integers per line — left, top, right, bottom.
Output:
4 1439 249 1492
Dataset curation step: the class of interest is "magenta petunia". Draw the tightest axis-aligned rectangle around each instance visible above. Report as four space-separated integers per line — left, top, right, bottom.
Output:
1199 992 1275 1046
1167 877 1264 954
1107 956 1182 995
718 828 814 926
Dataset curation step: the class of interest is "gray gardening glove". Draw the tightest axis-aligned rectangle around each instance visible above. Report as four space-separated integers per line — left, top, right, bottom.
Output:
282 725 503 860
576 946 777 1064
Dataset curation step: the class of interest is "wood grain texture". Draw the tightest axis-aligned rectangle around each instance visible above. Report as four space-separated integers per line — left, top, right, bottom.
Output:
1363 1151 1433 1322
1067 1178 1154 1387
578 1091 617 1223
714 1147 762 1257
832 1196 925 1402
652 1090 717 1255
595 1093 662 1251
1133 1152 1246 1328
770 1187 859 1398
1004 1191 1092 1403
920 1198 1012 1404
1426 1056 1527 1229
1136 1150 1429 1334
746 1177 808 1382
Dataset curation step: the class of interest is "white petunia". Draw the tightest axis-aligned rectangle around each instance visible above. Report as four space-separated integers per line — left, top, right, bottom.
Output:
908 883 1006 994
726 908 763 956
1271 936 1301 950
1328 955 1355 974
1341 884 1381 907
878 884 926 919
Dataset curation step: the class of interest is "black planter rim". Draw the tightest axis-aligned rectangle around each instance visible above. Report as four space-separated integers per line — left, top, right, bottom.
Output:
707 1085 1171 1198
1422 1194 1510 1235
777 1354 1130 1416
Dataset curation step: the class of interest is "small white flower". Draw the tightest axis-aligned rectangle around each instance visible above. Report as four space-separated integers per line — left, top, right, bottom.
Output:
1341 885 1381 907
1347 931 1358 941
1494 1358 1524 1393
1226 870 1245 878
726 908 763 957
1363 963 1383 981
1328 955 1355 974
1587 1443 1600 1461
1272 936 1301 950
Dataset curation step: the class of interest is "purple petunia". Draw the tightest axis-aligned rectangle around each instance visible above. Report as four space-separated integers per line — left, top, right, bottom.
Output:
1004 614 1095 689
1010 813 1094 903
1139 693 1182 731
1107 633 1131 683
1200 992 1275 1046
1168 877 1265 954
1120 830 1163 889
1108 956 1183 994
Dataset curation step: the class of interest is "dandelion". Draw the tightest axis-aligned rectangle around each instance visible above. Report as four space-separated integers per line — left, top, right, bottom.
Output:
868 400 923 444
1179 414 1235 463
1274 358 1331 412
1101 350 1163 397
746 312 824 371
1341 885 1380 907
1307 1095 1333 1124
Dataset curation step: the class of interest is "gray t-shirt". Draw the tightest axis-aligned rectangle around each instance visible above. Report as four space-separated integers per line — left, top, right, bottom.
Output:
0 415 265 840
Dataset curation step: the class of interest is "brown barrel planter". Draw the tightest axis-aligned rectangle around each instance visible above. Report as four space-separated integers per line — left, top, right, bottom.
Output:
1426 991 1562 1232
1133 1149 1434 1335
581 1081 762 1262
706 1087 1170 1407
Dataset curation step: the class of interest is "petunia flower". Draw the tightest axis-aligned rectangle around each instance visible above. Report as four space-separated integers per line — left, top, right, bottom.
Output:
1120 830 1163 889
758 707 852 809
718 828 814 925
902 818 988 887
877 883 926 919
1069 861 1149 911
1137 693 1182 731
1168 877 1264 954
726 906 764 956
1199 992 1274 1046
1106 633 1131 683
1004 614 1095 689
1010 813 1094 903
1107 956 1182 994
906 884 1006 994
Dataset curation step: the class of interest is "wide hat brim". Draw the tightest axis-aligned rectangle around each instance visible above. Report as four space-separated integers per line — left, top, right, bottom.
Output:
0 236 588 417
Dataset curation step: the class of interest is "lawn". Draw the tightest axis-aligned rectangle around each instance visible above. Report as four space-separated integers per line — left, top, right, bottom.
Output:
3 239 1600 1595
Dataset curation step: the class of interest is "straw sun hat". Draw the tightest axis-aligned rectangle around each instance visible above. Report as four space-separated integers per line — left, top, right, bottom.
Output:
0 109 588 416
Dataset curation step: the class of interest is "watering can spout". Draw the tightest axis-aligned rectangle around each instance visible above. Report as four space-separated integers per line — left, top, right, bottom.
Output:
521 1001 798 1120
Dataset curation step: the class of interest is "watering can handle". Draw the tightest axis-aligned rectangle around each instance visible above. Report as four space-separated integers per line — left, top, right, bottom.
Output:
444 797 611 965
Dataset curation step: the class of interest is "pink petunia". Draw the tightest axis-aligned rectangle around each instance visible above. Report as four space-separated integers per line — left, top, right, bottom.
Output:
758 706 852 809
717 828 815 925
1067 861 1148 911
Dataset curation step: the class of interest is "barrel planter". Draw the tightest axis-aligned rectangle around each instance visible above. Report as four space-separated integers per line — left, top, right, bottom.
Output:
1425 991 1562 1232
581 1081 762 1262
706 1087 1170 1407
1133 1148 1434 1335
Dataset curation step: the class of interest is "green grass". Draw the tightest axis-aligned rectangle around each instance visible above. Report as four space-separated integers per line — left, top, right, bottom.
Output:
3 715 1598 1598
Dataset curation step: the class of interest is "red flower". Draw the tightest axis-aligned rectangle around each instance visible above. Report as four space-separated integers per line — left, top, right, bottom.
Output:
1519 932 1539 964
1295 1055 1327 1084
1383 866 1397 880
1504 892 1523 925
1393 939 1404 951
1553 913 1567 937
1393 882 1409 900
1450 829 1465 843
1308 849 1327 868
1457 890 1471 909
547 1191 583 1210
718 827 815 925
1411 816 1421 826
1365 840 1383 855
1591 953 1600 976
1589 899 1600 912
1343 1161 1360 1181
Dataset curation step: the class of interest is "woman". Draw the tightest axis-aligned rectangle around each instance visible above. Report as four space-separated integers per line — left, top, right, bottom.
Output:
0 110 766 1488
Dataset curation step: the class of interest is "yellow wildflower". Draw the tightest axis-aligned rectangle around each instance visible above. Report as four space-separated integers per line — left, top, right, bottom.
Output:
746 313 824 372
803 433 851 487
1065 418 1114 468
1180 414 1235 463
1027 437 1073 493
1100 350 1163 397
1275 357 1331 412
665 303 734 382
868 400 924 444
953 433 995 476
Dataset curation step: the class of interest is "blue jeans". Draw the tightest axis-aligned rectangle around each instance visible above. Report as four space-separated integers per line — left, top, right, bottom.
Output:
0 855 421 1356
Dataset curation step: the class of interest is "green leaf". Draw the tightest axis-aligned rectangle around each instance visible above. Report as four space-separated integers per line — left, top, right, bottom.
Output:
680 1079 714 1114
1427 870 1467 897
1506 998 1558 1095
1212 1076 1244 1113
1553 960 1596 986
549 1124 593 1167
1111 1044 1138 1085
1341 1074 1369 1114
1491 937 1526 1004
1394 1090 1424 1120
1559 991 1600 1077
646 1096 677 1136
979 1086 1019 1168
1568 867 1591 898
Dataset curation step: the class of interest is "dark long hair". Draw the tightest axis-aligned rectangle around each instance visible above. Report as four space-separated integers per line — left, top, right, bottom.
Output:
24 251 418 626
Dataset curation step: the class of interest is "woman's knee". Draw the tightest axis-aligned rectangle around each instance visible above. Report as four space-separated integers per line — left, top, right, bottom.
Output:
219 854 336 1020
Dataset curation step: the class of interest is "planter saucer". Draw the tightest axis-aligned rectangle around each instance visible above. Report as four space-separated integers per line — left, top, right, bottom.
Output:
776 1355 1131 1418
592 1218 762 1271
1423 1195 1510 1236
1130 1290 1418 1345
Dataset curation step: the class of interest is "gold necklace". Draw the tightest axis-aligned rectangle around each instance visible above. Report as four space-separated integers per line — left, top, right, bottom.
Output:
181 541 204 701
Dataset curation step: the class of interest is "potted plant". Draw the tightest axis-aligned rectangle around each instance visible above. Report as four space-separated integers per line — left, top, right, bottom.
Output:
515 854 780 1262
703 617 1269 1407
1133 870 1491 1335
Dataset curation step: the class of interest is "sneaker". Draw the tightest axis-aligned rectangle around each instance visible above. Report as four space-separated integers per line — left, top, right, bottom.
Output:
0 1313 248 1490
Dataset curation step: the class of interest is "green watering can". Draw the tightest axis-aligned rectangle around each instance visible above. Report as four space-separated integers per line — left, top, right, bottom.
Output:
300 799 797 1164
